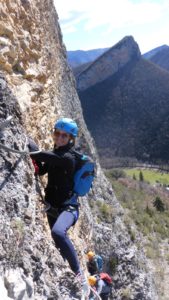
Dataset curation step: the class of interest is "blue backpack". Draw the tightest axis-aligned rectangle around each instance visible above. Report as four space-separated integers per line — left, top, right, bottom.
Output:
96 255 103 272
73 150 95 197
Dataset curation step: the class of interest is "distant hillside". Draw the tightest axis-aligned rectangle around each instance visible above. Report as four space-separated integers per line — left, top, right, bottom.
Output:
147 46 169 72
67 48 108 68
143 45 168 59
77 37 169 164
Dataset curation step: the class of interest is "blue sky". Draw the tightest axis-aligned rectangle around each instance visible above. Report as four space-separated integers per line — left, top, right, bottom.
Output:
54 0 169 54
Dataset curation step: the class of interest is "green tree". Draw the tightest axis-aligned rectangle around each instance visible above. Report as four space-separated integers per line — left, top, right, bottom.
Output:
153 196 165 212
139 170 144 182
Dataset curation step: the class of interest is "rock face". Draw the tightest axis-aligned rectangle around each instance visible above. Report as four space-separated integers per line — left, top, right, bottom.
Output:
76 36 141 91
0 1 158 299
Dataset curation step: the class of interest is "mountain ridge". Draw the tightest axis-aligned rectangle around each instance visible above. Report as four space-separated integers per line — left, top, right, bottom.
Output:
76 36 141 91
77 36 169 164
147 46 169 72
143 44 169 59
70 43 169 76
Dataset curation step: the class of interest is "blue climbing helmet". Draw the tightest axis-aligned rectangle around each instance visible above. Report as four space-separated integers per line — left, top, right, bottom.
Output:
54 118 78 137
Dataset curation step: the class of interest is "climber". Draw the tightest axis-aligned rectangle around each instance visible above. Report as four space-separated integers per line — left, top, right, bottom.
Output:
28 118 89 292
88 274 112 300
87 251 103 275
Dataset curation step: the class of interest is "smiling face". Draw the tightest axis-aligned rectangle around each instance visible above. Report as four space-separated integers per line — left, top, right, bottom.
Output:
53 129 71 148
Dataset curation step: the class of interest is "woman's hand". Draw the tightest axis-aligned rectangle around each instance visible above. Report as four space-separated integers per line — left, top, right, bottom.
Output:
27 138 39 152
31 159 39 175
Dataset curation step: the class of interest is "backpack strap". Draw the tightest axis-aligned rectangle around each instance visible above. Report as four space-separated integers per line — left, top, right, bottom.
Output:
62 193 79 207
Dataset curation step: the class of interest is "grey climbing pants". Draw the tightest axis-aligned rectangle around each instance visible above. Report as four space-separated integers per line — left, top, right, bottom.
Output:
47 209 80 274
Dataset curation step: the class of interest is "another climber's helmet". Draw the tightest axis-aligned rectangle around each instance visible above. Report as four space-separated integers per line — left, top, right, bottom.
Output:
54 118 78 137
88 276 97 286
87 251 95 259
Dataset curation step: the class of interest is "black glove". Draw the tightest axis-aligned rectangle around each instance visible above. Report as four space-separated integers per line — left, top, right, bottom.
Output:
27 138 39 152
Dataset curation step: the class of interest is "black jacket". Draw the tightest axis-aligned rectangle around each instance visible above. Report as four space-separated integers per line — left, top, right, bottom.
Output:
87 258 99 275
30 144 76 208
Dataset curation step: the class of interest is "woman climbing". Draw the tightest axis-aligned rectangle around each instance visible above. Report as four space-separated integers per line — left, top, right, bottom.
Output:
28 118 89 293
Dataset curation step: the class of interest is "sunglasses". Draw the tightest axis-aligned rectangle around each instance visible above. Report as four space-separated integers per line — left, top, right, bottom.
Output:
53 130 70 139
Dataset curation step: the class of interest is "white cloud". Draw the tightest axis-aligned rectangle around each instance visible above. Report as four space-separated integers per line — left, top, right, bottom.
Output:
54 0 169 51
139 25 169 53
84 1 161 31
61 12 86 33
61 24 77 34
55 0 169 32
